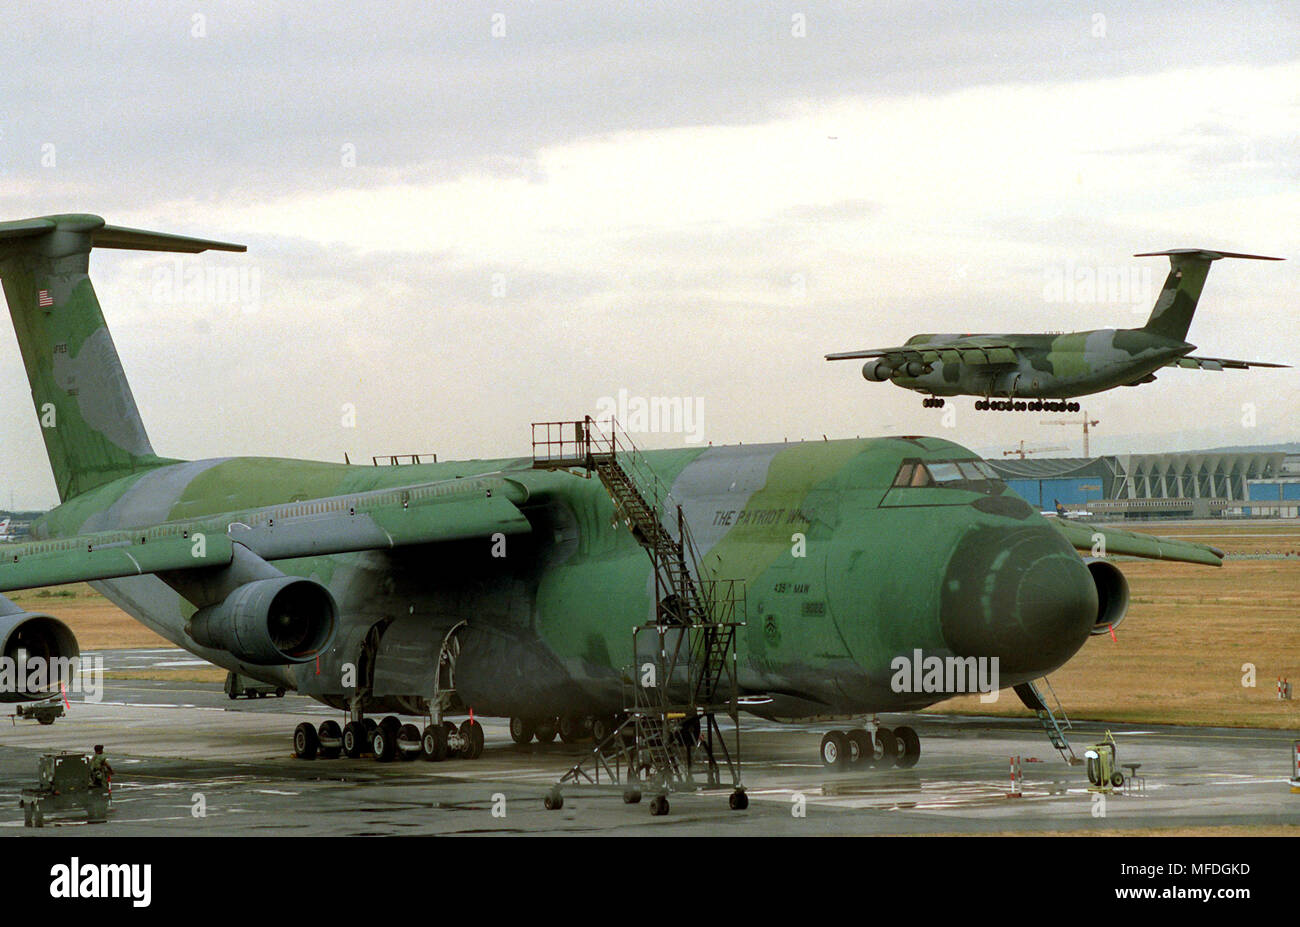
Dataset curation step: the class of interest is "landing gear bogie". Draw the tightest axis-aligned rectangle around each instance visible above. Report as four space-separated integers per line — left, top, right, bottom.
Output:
975 398 1080 413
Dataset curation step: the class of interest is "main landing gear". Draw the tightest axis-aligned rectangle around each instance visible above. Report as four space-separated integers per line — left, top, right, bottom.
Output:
820 724 921 770
293 715 485 763
921 396 946 408
974 399 1080 412
510 713 619 746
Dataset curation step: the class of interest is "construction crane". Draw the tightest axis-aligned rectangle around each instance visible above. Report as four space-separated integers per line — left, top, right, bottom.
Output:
1041 411 1100 457
1002 441 1068 459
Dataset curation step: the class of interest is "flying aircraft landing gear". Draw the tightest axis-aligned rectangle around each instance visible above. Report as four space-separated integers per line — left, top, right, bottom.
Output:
975 399 1080 413
922 396 946 408
820 721 921 770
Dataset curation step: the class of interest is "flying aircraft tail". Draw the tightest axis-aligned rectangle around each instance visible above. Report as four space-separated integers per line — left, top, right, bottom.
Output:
0 214 245 501
1136 248 1283 342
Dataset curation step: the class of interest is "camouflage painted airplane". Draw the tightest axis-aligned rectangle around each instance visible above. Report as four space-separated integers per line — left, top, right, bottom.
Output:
827 249 1287 411
0 214 1225 777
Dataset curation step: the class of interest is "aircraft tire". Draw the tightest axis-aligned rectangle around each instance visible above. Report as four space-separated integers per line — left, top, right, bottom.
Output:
535 721 558 744
398 723 422 760
343 721 367 757
874 727 899 768
1111 771 1124 788
509 716 535 744
590 715 618 743
820 730 849 769
650 795 670 816
558 714 585 744
544 790 563 810
421 724 448 761
318 720 342 759
372 727 398 762
293 722 319 760
729 789 748 810
623 789 642 804
894 726 921 768
460 719 485 759
846 729 873 767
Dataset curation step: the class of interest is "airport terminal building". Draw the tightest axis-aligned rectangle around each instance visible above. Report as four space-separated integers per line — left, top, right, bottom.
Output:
990 447 1300 519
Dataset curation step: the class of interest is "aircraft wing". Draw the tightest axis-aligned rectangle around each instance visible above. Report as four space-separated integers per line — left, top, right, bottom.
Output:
1168 355 1289 371
1050 518 1224 568
826 344 1019 365
0 474 532 593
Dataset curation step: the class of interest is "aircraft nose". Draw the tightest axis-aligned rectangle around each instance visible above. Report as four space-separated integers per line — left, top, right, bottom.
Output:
939 526 1098 680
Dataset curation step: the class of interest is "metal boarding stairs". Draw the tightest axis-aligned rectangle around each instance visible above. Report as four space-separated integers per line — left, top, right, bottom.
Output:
531 417 747 811
1013 677 1080 765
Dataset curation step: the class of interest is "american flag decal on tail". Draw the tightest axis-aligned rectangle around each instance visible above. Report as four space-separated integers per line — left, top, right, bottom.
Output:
37 289 53 307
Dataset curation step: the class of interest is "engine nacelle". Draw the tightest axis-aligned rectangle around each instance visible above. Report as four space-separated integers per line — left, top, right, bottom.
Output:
189 577 336 665
862 359 895 381
0 606 80 703
1084 558 1130 636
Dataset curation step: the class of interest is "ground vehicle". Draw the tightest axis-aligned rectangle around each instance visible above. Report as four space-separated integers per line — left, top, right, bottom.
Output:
20 752 110 827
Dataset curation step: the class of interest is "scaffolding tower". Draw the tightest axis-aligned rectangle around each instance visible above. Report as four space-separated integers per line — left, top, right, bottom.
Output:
531 417 747 815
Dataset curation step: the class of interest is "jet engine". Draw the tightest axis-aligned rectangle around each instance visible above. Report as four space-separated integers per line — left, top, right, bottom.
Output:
862 359 895 381
1083 558 1130 636
189 576 336 665
0 597 80 703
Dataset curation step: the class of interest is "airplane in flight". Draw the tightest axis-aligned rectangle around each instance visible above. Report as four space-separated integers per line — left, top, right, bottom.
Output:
0 215 1225 790
827 249 1287 411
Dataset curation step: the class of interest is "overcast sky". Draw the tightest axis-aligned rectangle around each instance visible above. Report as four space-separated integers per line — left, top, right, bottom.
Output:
1 1 1297 508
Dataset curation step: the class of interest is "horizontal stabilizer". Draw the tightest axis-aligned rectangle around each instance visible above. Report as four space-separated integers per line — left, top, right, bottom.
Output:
1134 249 1283 262
0 214 245 253
1169 355 1289 371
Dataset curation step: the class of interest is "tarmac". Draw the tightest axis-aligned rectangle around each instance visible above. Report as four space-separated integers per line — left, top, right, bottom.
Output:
3 650 1299 836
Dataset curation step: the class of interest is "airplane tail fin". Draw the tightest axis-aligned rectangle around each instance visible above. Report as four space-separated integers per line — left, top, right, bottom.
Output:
1136 248 1283 342
0 214 245 501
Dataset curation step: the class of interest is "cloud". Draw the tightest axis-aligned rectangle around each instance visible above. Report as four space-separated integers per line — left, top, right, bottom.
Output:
0 2 1296 505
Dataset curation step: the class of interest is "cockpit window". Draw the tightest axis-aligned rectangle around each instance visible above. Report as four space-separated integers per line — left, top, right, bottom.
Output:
892 462 935 487
927 462 964 483
890 458 1001 492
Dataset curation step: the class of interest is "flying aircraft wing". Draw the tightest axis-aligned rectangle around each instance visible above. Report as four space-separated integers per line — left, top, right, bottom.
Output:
1167 355 1289 371
1050 518 1224 567
0 474 532 593
826 344 1019 365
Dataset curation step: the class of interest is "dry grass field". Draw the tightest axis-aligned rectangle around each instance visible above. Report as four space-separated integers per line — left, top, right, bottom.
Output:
9 521 1299 725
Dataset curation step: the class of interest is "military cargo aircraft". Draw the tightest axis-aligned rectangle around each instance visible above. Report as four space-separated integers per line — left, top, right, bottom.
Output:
0 215 1225 775
827 249 1287 411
